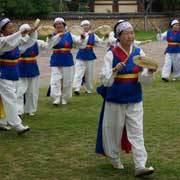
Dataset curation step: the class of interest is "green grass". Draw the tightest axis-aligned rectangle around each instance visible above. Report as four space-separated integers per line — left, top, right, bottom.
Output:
0 73 180 180
135 29 157 41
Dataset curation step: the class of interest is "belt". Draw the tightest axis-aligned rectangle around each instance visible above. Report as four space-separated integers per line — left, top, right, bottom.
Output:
0 58 19 66
114 73 138 82
168 42 180 46
53 48 71 53
19 57 37 63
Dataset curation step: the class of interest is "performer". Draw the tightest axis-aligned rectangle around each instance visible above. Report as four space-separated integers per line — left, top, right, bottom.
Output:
16 23 62 116
96 21 154 177
73 20 108 95
156 19 180 82
50 17 86 105
0 18 30 134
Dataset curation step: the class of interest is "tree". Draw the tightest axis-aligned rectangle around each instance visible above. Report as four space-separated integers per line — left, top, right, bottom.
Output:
137 0 155 30
3 0 54 18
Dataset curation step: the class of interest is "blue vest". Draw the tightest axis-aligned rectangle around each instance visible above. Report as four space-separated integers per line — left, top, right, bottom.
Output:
166 30 180 53
105 46 143 104
19 43 39 78
0 47 20 80
76 33 96 60
50 32 74 67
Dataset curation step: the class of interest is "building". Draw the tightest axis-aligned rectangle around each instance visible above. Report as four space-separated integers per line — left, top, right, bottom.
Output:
88 0 138 13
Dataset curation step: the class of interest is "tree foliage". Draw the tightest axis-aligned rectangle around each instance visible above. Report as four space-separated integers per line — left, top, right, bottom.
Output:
3 0 54 18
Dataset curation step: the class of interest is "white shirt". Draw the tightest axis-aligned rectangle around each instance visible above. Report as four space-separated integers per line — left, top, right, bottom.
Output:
19 31 62 54
156 31 167 41
0 31 22 54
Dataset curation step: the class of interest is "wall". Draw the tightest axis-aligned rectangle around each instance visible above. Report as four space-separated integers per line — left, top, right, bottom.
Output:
13 16 177 31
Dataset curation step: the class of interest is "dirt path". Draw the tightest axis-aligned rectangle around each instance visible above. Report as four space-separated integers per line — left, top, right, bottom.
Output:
38 41 166 87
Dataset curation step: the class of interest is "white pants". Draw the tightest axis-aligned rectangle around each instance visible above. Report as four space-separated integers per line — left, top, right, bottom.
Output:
73 60 94 92
162 53 180 79
50 66 74 102
0 79 22 127
16 77 39 115
102 101 147 169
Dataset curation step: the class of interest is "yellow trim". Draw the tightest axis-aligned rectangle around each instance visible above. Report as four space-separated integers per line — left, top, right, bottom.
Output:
53 48 71 51
168 42 180 45
0 96 5 118
0 58 19 63
115 73 138 79
20 57 36 61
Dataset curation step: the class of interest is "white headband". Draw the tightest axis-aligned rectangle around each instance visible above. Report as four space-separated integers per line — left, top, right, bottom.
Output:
19 24 31 31
80 20 90 27
171 19 179 26
0 18 10 30
115 21 133 38
118 19 125 23
54 17 65 24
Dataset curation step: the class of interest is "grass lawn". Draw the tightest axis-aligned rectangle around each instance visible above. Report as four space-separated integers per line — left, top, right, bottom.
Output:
0 73 180 180
135 29 157 41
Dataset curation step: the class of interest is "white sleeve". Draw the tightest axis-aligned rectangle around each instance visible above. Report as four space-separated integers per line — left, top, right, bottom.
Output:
156 31 167 41
0 31 22 52
71 33 81 44
70 32 87 48
94 34 108 47
99 51 117 86
37 40 49 52
19 32 38 54
108 31 117 45
45 33 61 50
139 49 154 85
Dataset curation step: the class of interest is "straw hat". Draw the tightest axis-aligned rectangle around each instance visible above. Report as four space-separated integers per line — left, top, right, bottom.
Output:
133 55 158 70
38 25 55 36
94 25 112 35
69 25 83 36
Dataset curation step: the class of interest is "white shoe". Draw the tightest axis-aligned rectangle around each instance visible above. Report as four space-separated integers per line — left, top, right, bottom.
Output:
16 124 30 135
111 159 124 170
28 112 35 116
53 97 60 105
62 99 67 105
135 166 154 177
112 162 124 170
86 90 92 94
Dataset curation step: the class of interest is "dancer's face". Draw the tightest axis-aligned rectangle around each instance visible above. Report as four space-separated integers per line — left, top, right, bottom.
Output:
1 22 14 36
172 23 179 31
119 27 135 47
54 22 65 33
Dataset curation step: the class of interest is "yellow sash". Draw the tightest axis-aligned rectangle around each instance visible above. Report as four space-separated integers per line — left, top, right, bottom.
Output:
0 96 5 118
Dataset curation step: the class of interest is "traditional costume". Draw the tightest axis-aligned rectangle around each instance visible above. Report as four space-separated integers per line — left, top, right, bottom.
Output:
50 17 85 105
16 24 61 115
0 18 29 134
96 21 154 177
73 20 108 95
157 19 180 81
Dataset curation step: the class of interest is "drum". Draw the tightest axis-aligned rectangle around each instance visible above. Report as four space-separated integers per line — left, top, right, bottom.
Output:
133 55 158 70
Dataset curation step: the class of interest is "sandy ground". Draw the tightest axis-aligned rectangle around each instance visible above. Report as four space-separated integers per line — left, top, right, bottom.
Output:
38 41 166 87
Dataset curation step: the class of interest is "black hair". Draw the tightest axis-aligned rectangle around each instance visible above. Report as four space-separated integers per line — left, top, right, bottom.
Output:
0 18 10 32
169 20 173 28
